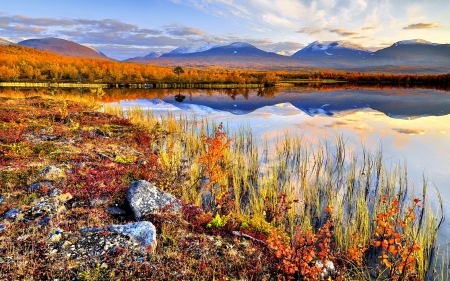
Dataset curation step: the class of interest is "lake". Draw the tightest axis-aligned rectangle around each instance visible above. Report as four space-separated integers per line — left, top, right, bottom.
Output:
107 85 450 247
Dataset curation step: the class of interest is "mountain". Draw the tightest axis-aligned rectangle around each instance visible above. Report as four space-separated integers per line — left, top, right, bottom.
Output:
370 39 450 66
0 38 14 46
274 50 292 56
163 42 221 57
292 41 371 58
17 38 110 60
85 45 109 57
164 42 275 57
143 51 163 58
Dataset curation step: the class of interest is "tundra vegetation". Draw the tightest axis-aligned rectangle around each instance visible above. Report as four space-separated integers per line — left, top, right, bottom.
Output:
0 88 447 280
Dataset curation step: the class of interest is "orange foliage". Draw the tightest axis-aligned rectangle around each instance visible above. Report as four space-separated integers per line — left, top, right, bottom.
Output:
267 207 336 280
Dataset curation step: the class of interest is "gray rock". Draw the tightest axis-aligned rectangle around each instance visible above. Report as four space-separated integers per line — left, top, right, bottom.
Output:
0 224 6 232
107 207 127 215
108 221 157 249
126 180 182 219
316 260 336 280
89 196 108 207
37 216 51 225
29 182 53 192
0 195 5 206
4 208 20 220
78 221 157 249
38 166 62 181
48 188 62 197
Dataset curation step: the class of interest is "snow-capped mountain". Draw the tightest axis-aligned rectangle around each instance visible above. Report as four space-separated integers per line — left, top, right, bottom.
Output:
165 42 221 56
292 41 371 58
274 50 292 56
0 38 14 46
393 39 435 46
372 39 450 65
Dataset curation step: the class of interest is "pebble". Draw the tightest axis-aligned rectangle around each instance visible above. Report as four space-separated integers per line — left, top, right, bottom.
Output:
4 208 20 220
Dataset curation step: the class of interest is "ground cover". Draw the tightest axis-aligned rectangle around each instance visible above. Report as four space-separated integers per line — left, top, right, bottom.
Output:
0 90 446 280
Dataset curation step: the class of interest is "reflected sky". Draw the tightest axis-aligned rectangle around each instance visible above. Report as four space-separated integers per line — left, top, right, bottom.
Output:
109 88 450 244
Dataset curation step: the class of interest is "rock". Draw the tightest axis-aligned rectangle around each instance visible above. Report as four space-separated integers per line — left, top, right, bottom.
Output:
107 207 127 215
0 195 5 206
28 182 53 192
127 180 182 219
91 128 110 137
0 224 6 232
108 221 157 250
316 260 336 280
37 216 51 226
48 188 62 197
89 196 108 207
38 166 62 181
4 208 20 220
26 192 72 219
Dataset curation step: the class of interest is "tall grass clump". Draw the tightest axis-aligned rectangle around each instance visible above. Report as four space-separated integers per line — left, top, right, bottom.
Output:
103 105 445 280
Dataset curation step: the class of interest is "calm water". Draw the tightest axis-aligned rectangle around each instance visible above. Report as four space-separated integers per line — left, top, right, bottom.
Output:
107 86 450 246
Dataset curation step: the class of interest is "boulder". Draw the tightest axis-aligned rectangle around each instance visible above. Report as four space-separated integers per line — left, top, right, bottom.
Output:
108 221 157 249
127 180 182 219
78 221 157 250
38 166 62 181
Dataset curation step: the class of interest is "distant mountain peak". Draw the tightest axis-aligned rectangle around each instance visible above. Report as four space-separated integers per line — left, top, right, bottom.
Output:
17 37 110 60
274 50 292 56
293 40 370 57
143 51 162 58
168 41 221 55
394 39 435 46
229 42 254 48
0 38 14 46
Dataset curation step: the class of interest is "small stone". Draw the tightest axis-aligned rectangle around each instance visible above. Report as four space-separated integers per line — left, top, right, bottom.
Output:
4 208 20 220
48 188 62 197
136 257 144 262
50 234 62 242
38 166 62 181
100 263 108 269
28 182 53 192
61 241 72 249
50 249 58 255
37 216 51 225
106 207 127 215
0 195 6 206
57 193 73 202
89 196 108 207
0 224 6 232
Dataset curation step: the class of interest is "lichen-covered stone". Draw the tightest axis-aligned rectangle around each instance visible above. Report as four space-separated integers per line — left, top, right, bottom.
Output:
38 166 62 181
126 180 182 219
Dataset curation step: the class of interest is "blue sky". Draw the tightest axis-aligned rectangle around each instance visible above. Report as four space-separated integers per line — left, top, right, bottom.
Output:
1 0 449 60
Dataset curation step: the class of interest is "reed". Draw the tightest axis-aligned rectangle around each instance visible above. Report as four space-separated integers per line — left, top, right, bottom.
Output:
103 105 445 280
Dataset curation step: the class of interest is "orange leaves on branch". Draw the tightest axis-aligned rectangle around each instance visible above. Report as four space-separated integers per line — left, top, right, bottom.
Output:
372 194 423 280
267 208 336 280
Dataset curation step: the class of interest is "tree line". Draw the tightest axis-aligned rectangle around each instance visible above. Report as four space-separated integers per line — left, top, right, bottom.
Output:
1 45 449 85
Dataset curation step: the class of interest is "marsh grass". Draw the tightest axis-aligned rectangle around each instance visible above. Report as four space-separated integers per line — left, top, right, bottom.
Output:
103 105 445 280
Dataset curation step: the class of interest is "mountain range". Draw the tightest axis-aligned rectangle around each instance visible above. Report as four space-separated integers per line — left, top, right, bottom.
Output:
2 37 449 72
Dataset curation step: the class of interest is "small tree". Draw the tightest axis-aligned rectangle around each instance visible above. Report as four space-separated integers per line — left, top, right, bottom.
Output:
173 66 184 82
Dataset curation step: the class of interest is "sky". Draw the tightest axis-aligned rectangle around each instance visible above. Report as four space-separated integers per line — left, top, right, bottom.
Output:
1 0 449 60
